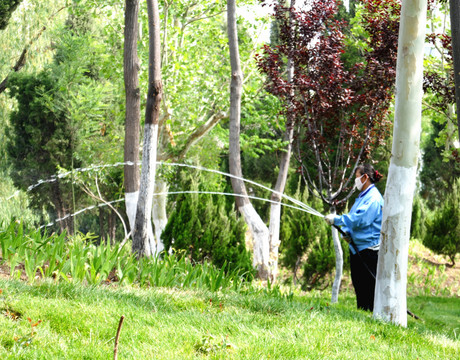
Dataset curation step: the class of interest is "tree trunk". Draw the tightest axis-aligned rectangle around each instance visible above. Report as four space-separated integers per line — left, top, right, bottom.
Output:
99 207 106 244
330 224 343 303
108 209 117 244
152 179 168 253
227 0 270 279
268 0 296 282
123 0 141 235
132 0 163 257
268 126 294 282
373 0 427 327
449 0 460 142
50 180 73 235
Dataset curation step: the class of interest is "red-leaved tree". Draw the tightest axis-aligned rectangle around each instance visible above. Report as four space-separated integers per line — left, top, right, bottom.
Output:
257 0 399 302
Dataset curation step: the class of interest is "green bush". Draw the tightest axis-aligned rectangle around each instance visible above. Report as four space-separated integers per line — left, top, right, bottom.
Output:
280 179 332 289
410 194 426 240
423 179 460 266
161 172 253 277
301 238 336 290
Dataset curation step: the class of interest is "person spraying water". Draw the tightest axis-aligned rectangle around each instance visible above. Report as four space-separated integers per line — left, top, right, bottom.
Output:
324 164 383 311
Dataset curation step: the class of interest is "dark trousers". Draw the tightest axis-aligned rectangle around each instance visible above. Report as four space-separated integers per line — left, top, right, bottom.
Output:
350 248 378 311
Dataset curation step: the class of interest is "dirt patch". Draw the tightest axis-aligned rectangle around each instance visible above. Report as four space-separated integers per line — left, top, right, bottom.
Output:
0 262 28 282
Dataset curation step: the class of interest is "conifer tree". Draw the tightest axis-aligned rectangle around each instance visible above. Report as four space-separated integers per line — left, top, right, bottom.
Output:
162 175 252 275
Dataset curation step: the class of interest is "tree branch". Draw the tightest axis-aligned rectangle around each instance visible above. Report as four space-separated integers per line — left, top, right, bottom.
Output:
422 100 453 122
79 177 129 242
0 6 67 94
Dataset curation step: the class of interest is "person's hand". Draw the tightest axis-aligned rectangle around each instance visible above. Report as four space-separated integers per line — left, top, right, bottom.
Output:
343 234 352 244
324 214 336 225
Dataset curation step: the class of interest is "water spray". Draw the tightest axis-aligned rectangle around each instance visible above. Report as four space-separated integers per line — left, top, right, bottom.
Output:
4 161 325 218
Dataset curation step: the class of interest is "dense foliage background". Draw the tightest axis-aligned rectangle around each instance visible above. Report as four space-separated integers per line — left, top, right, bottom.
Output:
0 0 458 288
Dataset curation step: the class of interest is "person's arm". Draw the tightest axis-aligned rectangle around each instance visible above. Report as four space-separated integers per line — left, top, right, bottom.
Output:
334 200 380 231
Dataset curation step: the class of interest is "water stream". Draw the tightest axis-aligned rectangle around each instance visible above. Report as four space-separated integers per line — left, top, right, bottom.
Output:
3 161 325 230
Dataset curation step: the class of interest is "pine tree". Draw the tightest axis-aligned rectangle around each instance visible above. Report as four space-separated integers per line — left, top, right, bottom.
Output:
280 178 331 288
423 179 460 266
161 174 253 275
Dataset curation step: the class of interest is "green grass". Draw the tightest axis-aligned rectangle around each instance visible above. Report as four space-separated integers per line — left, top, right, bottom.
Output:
0 279 458 359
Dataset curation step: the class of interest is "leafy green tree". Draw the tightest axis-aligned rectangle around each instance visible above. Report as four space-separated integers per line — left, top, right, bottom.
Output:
0 0 23 30
423 179 460 266
419 118 460 209
6 3 125 235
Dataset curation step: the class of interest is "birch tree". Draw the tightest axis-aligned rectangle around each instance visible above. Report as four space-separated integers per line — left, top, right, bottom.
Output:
132 0 162 257
374 0 427 327
267 0 296 282
227 0 270 279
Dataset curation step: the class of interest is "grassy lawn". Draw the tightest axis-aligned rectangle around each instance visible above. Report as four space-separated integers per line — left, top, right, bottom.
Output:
0 279 458 359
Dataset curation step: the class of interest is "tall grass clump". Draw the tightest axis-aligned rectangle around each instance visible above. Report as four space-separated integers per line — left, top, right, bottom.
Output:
0 221 298 298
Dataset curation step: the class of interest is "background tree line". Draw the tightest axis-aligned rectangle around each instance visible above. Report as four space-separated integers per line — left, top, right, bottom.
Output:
0 0 458 293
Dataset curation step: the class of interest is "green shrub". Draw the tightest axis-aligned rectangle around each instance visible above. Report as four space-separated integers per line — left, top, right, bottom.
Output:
161 172 253 277
300 238 336 290
280 180 332 289
423 179 460 266
410 194 426 240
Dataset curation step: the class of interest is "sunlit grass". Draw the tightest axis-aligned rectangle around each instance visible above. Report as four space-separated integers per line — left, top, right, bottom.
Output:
0 280 458 359
0 221 458 358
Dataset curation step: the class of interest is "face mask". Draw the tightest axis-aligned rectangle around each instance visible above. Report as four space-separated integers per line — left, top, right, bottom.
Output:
355 174 365 191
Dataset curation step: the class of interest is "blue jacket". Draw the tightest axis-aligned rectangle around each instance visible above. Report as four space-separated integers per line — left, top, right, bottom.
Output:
333 185 384 254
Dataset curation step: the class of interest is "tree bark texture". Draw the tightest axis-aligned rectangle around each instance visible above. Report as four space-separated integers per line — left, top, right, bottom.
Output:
108 209 117 244
373 0 427 327
123 0 141 234
227 0 269 279
99 208 106 243
132 0 163 257
268 0 296 282
449 0 460 141
152 179 168 253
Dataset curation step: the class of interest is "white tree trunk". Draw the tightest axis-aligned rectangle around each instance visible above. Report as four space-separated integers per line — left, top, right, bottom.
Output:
132 0 162 257
227 0 270 279
125 191 139 233
133 124 159 256
241 204 270 278
330 222 343 303
373 0 427 326
125 190 155 248
267 0 296 283
268 202 282 281
152 179 168 253
123 0 141 238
